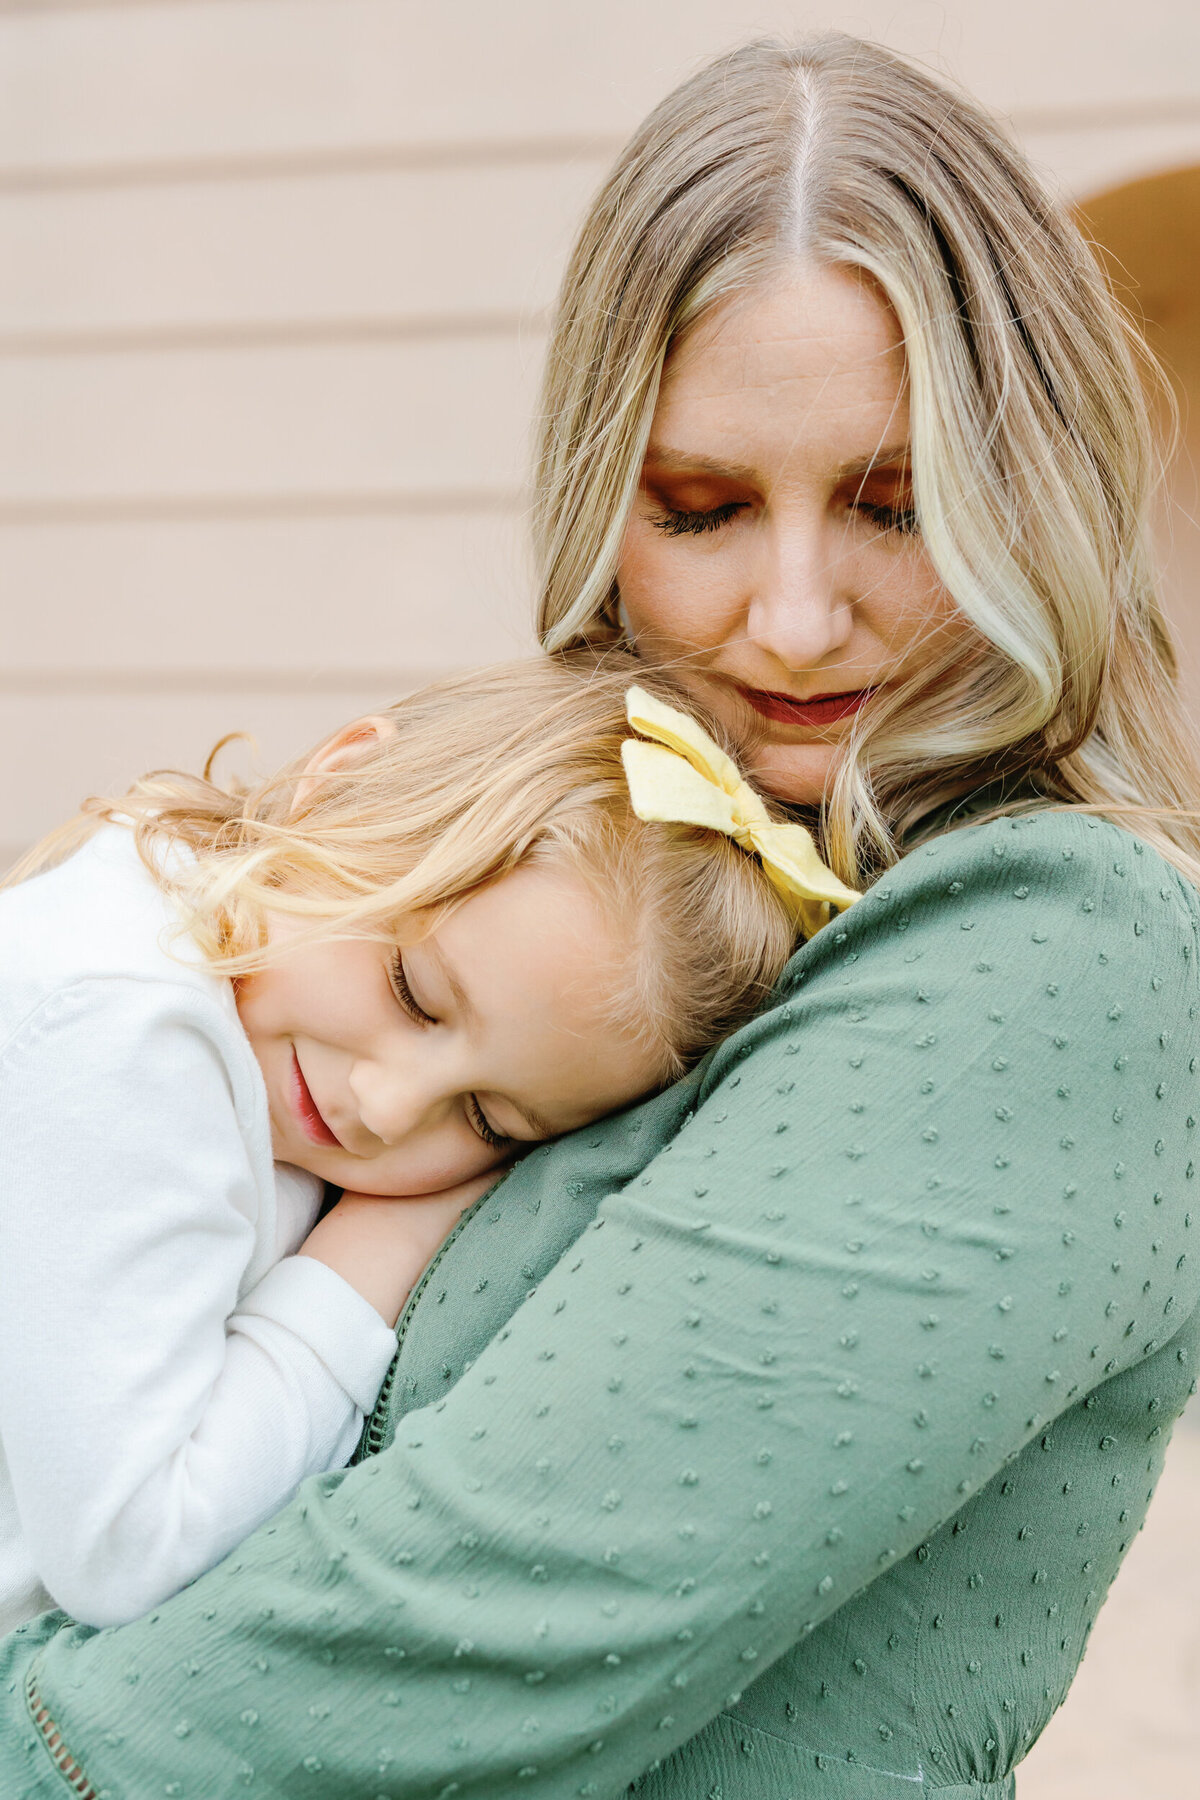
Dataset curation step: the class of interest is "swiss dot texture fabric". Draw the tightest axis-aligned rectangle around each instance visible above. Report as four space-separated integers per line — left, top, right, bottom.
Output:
2 811 1198 1800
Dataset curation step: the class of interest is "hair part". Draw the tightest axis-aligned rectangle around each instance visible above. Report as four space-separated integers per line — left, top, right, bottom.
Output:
7 652 797 1083
533 32 1200 887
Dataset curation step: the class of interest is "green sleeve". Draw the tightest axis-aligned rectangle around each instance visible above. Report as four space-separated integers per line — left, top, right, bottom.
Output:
4 812 1199 1800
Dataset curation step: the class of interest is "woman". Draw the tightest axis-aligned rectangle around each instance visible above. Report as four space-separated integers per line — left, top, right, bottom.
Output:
3 32 1198 1800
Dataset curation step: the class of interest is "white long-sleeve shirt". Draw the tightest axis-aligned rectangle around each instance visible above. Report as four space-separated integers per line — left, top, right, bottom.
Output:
0 827 397 1632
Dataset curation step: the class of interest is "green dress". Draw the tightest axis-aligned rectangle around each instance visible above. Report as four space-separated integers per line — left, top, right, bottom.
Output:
1 810 1198 1799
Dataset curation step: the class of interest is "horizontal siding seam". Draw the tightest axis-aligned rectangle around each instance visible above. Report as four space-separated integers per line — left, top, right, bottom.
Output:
0 490 528 524
0 135 626 195
0 313 546 357
0 666 468 695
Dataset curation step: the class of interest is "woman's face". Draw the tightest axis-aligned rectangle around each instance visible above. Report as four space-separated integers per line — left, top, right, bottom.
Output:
617 263 970 805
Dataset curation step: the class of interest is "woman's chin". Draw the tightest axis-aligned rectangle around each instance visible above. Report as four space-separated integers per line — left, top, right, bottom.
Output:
746 739 838 809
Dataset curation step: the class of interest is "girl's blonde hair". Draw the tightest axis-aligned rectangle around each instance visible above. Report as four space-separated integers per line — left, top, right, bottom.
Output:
534 32 1200 886
8 653 796 1081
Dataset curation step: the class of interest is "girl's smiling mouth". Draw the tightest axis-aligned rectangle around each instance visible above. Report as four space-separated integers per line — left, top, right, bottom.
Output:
290 1049 343 1148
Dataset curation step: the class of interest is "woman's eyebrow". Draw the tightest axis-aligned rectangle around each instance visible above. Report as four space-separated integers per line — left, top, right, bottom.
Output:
642 445 760 483
840 442 911 477
644 443 911 480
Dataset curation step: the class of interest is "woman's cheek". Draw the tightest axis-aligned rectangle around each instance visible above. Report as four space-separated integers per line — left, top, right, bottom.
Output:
615 522 663 624
620 531 739 652
860 542 962 656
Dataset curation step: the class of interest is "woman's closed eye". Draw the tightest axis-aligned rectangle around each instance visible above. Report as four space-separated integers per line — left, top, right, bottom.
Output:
847 467 919 538
853 497 920 537
649 500 749 537
388 950 438 1027
649 495 918 539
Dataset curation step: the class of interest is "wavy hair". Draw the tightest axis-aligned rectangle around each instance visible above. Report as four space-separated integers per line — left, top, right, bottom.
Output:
6 653 796 1081
533 32 1200 885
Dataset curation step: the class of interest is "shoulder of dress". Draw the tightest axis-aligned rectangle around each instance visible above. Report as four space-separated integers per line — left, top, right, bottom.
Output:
767 808 1200 1007
867 808 1196 922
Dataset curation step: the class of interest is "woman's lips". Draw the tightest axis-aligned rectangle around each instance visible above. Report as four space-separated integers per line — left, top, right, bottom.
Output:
290 1049 342 1148
738 684 878 728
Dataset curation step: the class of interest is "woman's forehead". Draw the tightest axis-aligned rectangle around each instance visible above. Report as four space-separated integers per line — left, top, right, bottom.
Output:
669 266 904 376
654 267 909 463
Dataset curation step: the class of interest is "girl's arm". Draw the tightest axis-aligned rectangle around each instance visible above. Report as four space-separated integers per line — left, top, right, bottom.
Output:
3 814 1200 1800
0 979 405 1629
299 1181 503 1326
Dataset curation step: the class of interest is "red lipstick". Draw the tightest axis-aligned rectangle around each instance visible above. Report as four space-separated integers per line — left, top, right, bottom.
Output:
290 1049 342 1148
739 685 878 728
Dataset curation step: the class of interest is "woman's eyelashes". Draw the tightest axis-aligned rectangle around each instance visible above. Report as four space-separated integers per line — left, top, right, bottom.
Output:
387 950 437 1027
849 466 919 537
647 495 919 539
855 498 920 536
649 499 748 537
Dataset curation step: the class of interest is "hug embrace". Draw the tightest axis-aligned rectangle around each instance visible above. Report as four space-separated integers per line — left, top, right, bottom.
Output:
1 31 1198 1800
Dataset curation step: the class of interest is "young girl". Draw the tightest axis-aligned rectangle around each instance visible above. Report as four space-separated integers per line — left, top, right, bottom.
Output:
0 650 854 1635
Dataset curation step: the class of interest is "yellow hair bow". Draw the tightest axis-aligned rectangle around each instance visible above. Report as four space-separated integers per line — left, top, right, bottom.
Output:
621 685 860 938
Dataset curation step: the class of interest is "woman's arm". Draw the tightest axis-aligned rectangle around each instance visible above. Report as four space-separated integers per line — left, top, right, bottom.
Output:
4 814 1199 1799
0 980 397 1628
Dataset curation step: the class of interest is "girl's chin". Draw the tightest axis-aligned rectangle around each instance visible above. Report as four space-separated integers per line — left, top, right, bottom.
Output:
336 1166 495 1198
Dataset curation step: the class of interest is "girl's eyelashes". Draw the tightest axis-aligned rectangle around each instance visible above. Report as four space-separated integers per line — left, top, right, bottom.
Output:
467 1094 511 1151
387 954 511 1151
649 500 748 537
387 950 437 1027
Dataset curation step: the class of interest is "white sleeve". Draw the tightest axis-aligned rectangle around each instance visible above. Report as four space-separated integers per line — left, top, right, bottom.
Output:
0 979 397 1629
270 1161 325 1259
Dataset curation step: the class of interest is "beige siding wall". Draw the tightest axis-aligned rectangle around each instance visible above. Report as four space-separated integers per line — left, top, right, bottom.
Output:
4 0 1200 867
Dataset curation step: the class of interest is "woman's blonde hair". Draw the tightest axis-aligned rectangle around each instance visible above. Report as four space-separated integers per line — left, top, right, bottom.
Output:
533 32 1200 885
8 653 796 1081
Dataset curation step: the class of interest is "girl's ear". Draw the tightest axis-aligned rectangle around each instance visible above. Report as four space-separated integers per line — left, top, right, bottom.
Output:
291 714 396 811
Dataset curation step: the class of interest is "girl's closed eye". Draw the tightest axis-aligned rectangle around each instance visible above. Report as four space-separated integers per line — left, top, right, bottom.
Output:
388 950 437 1027
466 1095 511 1151
388 949 510 1148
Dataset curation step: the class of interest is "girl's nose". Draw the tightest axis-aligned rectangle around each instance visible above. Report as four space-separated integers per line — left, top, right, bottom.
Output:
350 1062 443 1147
744 523 854 674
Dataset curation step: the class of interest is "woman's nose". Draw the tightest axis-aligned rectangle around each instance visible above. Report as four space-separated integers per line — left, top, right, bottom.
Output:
744 523 854 674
